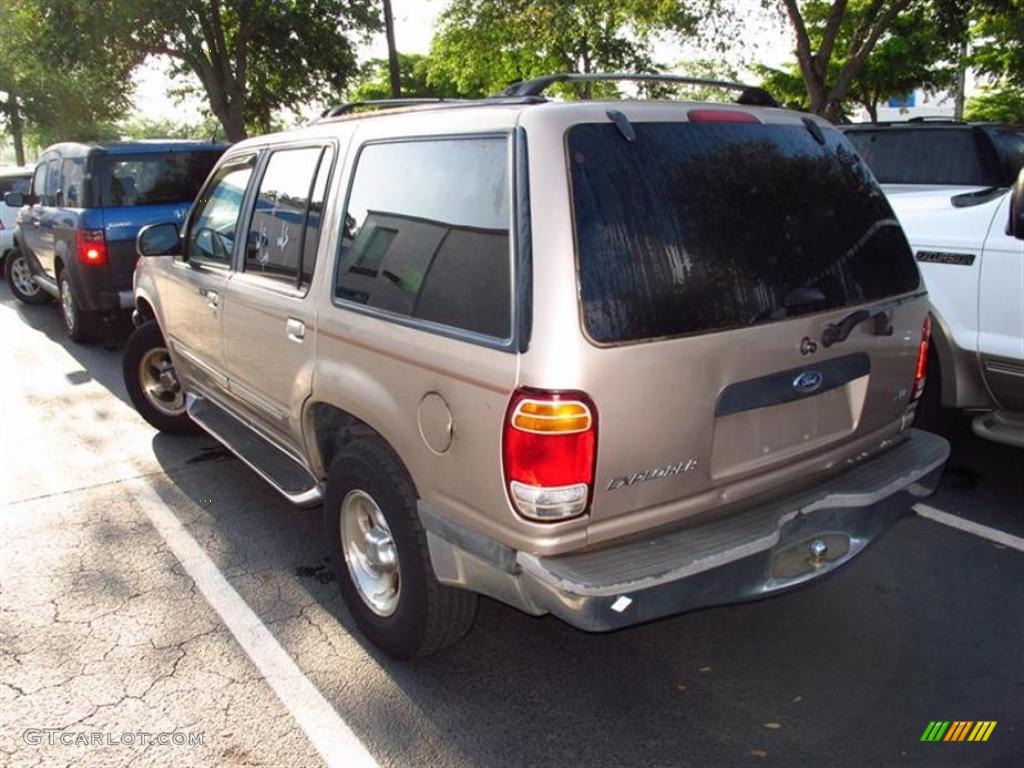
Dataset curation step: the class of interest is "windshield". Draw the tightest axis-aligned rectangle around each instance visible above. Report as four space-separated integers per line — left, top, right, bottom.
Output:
568 120 921 344
101 150 222 207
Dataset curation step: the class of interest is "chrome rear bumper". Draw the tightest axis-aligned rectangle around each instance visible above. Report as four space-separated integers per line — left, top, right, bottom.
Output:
421 428 949 632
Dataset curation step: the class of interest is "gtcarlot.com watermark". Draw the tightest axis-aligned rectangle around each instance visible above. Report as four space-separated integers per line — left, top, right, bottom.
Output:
24 728 204 747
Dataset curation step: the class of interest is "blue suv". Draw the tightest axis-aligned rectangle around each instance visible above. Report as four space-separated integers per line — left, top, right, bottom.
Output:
4 141 226 341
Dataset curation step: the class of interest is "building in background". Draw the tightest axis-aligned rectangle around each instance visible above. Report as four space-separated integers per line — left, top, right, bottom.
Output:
857 88 956 123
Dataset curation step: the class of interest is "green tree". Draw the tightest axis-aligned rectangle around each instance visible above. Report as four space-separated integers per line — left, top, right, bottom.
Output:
774 0 921 119
970 0 1024 88
766 0 962 120
965 82 1024 122
350 53 462 102
0 0 136 162
116 114 225 141
100 0 380 141
426 0 703 99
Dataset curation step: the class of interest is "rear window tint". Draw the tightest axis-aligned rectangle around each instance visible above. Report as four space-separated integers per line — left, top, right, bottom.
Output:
986 128 1024 184
568 121 920 345
844 128 998 185
0 176 30 195
335 137 511 340
102 150 222 207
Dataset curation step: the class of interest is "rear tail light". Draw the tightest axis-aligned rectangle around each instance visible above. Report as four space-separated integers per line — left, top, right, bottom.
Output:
502 388 597 521
911 316 931 402
76 229 107 266
687 109 759 124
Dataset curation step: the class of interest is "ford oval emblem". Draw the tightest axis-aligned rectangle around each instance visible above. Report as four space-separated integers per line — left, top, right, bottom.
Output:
793 370 824 394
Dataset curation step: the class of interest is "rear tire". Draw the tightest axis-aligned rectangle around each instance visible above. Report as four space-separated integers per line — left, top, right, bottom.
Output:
324 435 478 658
5 248 48 305
123 320 200 435
58 270 97 342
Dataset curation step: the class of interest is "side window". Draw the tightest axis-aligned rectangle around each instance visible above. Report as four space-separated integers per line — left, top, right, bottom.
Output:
186 156 255 266
302 149 334 287
46 160 62 204
244 145 332 288
31 163 47 198
62 159 86 207
990 130 1024 184
335 137 511 340
32 161 52 203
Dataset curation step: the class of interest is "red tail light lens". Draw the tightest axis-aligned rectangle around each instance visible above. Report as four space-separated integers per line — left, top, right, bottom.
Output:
911 316 931 401
76 229 107 266
502 388 597 521
687 109 759 124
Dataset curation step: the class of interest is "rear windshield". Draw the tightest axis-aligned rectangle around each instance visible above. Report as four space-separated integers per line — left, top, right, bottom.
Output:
101 150 222 207
568 121 920 344
0 175 30 195
843 128 999 186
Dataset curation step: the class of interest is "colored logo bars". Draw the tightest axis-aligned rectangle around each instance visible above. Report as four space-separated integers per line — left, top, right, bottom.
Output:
920 721 997 742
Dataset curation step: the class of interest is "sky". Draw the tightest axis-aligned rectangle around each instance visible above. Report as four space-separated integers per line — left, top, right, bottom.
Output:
130 0 798 125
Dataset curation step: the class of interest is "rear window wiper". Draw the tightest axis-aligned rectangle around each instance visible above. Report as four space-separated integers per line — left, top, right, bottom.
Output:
821 301 895 347
748 286 826 325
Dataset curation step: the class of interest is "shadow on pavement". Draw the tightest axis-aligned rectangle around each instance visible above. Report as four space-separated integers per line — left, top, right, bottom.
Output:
149 431 1024 768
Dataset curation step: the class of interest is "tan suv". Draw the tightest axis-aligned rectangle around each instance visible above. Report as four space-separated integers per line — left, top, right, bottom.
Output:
123 73 950 658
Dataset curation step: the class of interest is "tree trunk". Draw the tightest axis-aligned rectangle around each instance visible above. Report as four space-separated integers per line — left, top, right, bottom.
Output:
382 0 401 98
221 104 247 143
5 93 26 166
953 39 967 119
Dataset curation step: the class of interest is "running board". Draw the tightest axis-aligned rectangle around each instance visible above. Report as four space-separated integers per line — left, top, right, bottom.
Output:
971 411 1024 449
186 392 323 506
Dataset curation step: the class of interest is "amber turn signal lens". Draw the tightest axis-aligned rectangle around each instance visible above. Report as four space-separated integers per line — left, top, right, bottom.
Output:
511 399 592 434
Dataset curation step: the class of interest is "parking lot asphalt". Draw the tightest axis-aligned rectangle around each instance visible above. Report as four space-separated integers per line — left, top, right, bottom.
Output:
1 280 1022 768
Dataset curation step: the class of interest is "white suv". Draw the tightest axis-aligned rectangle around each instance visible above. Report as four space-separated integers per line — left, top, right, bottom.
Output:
843 122 1024 448
0 165 33 270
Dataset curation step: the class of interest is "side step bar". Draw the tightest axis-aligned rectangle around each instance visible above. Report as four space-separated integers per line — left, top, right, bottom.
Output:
972 411 1024 449
186 392 323 506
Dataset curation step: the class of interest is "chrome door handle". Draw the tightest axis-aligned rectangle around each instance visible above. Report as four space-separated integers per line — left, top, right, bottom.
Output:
286 317 305 342
203 290 219 309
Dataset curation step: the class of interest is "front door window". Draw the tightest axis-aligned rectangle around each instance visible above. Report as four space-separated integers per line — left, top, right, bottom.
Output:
186 156 256 266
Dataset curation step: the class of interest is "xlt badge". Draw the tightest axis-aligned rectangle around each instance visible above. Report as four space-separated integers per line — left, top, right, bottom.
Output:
607 459 699 491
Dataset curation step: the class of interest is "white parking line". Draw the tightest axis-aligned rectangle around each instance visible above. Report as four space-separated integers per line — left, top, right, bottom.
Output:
914 503 1024 553
128 478 378 768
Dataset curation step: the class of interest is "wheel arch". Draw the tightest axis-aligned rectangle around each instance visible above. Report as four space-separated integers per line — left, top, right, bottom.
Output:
928 307 992 410
305 402 417 494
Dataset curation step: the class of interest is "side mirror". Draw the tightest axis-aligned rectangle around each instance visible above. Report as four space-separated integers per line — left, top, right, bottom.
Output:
1010 169 1024 240
3 191 25 207
137 222 181 257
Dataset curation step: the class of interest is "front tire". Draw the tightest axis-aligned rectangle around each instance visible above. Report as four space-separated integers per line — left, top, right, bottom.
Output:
58 270 96 342
324 435 478 658
5 249 48 305
123 320 199 435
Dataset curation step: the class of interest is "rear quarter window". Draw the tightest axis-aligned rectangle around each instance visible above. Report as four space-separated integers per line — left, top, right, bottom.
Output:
569 121 921 345
986 128 1024 184
334 136 512 341
844 128 1000 186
